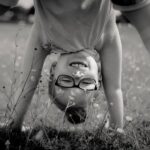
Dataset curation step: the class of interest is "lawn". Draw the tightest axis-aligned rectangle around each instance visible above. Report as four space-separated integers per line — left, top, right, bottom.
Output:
0 23 149 149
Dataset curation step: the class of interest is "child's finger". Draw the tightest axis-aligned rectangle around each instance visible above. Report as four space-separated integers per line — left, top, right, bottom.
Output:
81 0 95 9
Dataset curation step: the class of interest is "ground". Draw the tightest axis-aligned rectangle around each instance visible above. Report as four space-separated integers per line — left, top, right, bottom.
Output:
0 22 150 149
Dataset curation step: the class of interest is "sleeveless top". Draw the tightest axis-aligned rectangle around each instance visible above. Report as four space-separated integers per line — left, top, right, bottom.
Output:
34 0 112 53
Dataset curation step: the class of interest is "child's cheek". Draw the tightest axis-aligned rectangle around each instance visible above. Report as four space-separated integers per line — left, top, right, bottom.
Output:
55 87 94 109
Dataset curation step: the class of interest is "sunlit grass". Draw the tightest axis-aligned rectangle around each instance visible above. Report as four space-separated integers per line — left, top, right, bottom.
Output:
0 23 150 149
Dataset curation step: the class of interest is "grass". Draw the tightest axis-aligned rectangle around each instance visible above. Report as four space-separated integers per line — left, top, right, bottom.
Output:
0 23 150 149
0 118 149 150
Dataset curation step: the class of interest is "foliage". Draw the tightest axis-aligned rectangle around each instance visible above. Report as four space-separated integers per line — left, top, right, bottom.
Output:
0 21 150 150
0 118 149 150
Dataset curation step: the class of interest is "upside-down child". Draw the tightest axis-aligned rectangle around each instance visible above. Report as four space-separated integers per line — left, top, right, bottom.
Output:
0 0 124 130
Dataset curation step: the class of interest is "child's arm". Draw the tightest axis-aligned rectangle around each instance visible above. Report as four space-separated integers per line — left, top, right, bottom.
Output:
10 22 49 129
0 0 19 15
96 11 124 129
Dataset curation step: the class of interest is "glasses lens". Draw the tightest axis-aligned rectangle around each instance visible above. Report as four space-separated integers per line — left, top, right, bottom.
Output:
79 78 96 90
57 75 74 87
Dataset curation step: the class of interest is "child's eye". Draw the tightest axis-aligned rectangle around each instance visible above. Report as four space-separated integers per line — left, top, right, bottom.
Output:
81 78 95 85
81 81 91 85
58 78 73 86
61 79 72 83
80 78 96 89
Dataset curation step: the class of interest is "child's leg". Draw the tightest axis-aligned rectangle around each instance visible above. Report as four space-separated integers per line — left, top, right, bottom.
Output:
10 23 49 129
123 4 150 52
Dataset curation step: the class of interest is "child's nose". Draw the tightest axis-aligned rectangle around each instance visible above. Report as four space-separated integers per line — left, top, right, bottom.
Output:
72 70 85 78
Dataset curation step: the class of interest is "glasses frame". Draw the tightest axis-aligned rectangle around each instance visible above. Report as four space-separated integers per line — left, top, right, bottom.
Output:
55 75 99 91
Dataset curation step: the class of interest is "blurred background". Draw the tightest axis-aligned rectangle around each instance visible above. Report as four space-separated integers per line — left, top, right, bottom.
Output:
0 0 129 24
0 0 34 24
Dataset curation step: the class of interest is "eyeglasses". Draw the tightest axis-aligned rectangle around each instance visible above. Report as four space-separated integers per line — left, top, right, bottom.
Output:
55 75 98 91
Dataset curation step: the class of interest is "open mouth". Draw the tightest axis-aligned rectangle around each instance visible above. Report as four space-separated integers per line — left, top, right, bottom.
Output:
66 107 87 124
69 61 88 68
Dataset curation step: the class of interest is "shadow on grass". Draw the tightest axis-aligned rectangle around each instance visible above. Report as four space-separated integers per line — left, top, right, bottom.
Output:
0 119 149 150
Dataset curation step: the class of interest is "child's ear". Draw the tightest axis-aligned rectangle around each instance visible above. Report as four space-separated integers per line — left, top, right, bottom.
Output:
49 62 57 97
96 59 101 81
98 68 102 89
50 62 57 77
49 75 55 98
98 79 102 90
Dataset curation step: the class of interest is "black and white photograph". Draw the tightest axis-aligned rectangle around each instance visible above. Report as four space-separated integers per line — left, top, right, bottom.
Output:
0 0 149 149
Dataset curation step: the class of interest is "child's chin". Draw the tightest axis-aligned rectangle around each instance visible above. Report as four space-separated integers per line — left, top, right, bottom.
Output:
65 107 87 124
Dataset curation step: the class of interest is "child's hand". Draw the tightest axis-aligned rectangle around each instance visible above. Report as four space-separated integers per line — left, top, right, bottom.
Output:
81 0 96 9
107 127 125 137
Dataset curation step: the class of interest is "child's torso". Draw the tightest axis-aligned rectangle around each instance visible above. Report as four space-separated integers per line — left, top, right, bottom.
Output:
34 0 111 53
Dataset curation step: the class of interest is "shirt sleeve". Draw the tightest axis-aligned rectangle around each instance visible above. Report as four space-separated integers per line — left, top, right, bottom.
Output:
0 0 19 7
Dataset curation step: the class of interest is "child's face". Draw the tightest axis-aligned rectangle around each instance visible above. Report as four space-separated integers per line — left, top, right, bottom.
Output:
50 51 100 123
54 50 99 88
